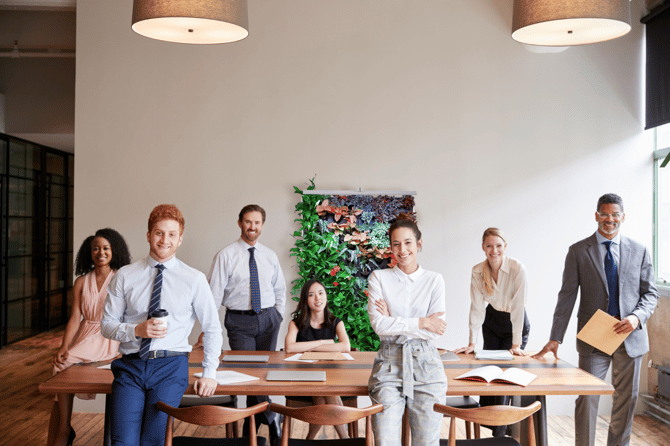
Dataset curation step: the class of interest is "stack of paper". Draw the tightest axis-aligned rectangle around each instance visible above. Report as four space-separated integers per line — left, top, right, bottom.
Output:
474 350 514 361
194 371 259 385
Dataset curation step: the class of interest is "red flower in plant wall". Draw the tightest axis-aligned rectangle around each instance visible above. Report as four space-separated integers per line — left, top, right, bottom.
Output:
333 282 339 286
329 265 341 276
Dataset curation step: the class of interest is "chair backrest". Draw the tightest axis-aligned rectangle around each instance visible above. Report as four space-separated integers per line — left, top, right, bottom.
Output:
270 403 383 446
157 401 269 446
433 401 542 446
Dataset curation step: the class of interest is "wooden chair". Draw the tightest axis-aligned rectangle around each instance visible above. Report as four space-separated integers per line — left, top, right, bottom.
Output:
284 395 360 437
179 395 239 437
433 401 542 446
283 349 360 437
401 396 481 445
269 403 383 446
156 401 269 446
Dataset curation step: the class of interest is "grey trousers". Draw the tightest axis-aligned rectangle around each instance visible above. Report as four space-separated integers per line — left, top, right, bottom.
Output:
576 343 642 446
225 308 282 426
368 341 447 446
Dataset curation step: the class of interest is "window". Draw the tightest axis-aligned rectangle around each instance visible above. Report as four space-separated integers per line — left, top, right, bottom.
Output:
653 123 670 289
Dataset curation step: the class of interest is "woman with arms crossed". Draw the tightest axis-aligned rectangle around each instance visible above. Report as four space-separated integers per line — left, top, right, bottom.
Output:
368 216 447 446
285 278 351 439
49 228 131 446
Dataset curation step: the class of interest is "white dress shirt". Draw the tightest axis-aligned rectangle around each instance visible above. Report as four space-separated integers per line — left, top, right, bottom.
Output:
469 256 527 346
101 256 223 379
208 239 287 316
367 266 446 344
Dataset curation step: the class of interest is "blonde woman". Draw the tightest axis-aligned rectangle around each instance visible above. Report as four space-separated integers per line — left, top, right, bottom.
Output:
454 227 530 437
455 227 530 356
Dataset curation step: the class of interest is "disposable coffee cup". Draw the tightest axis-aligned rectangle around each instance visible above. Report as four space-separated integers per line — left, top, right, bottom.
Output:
150 309 169 330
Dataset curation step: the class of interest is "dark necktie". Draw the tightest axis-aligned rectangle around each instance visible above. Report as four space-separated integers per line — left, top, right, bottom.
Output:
249 247 261 313
139 264 165 360
603 241 620 318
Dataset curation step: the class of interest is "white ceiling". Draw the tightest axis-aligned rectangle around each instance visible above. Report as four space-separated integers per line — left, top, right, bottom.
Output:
1 0 76 152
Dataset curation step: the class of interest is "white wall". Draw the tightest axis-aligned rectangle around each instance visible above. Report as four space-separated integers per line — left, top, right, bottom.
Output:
74 0 655 415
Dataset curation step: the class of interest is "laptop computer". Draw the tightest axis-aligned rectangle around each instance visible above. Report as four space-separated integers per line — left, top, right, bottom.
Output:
221 355 270 363
440 351 460 361
266 370 326 382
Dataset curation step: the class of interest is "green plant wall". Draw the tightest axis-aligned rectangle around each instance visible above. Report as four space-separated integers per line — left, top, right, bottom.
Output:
291 179 415 352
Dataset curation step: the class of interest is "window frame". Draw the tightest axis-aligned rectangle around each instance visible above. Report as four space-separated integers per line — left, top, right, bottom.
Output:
653 128 670 295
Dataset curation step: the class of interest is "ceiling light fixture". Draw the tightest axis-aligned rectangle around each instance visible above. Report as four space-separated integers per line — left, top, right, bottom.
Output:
131 0 248 44
512 0 631 46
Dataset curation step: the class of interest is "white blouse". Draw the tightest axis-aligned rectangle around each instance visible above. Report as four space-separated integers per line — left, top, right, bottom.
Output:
367 266 446 344
469 256 527 346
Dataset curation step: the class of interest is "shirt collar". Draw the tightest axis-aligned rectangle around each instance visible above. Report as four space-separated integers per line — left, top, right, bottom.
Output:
595 231 621 246
392 265 424 282
146 255 178 270
500 256 511 274
237 238 258 251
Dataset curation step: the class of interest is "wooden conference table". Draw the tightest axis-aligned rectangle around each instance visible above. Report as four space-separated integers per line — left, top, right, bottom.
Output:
39 350 613 446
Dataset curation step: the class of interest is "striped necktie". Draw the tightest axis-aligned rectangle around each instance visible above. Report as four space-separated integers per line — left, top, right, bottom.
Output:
249 247 261 313
139 264 165 360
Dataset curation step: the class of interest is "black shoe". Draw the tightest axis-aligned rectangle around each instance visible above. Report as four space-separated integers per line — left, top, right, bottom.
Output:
67 427 76 446
269 414 283 446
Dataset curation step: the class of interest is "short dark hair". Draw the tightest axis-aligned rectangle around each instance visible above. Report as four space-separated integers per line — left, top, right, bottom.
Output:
388 213 421 241
239 204 266 223
597 193 624 213
74 228 132 276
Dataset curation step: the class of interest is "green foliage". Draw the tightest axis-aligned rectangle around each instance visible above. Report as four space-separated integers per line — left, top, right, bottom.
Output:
368 222 390 248
291 179 380 352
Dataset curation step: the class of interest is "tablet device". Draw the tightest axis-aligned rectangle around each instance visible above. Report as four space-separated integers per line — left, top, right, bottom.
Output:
222 355 270 363
266 370 326 382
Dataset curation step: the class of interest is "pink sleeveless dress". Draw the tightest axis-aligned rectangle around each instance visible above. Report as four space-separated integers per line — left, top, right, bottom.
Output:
53 270 119 397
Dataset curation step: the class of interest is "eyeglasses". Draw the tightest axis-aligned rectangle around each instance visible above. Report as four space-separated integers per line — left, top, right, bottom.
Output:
597 212 623 219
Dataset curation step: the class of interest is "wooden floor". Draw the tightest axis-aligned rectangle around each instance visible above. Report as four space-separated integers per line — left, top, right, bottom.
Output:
3 328 670 446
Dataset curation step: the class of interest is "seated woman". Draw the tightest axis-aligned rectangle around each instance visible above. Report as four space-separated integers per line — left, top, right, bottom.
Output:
49 228 131 446
367 216 447 446
454 227 531 436
285 279 351 439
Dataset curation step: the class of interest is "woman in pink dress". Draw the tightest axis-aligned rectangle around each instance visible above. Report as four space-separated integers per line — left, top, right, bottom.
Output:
48 228 131 446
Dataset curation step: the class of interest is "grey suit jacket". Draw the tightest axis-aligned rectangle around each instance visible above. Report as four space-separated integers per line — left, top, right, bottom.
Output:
549 232 658 358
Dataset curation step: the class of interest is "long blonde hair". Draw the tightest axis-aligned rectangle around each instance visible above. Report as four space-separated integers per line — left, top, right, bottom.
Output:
481 227 506 295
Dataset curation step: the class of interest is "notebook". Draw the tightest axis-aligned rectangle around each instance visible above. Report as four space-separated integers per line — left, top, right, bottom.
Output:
222 355 270 363
266 370 326 382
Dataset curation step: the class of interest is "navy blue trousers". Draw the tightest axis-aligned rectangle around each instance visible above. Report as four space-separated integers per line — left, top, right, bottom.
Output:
110 355 188 446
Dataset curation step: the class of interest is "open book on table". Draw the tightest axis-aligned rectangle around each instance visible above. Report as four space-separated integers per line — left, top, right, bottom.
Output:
455 365 537 387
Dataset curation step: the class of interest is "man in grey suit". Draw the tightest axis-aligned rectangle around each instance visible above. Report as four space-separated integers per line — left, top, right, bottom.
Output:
533 193 658 446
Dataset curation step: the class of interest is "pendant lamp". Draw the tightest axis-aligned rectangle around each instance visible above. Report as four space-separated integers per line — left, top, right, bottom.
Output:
132 0 248 44
512 0 631 46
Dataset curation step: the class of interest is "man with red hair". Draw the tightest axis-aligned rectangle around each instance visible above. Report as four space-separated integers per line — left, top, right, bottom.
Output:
102 204 223 445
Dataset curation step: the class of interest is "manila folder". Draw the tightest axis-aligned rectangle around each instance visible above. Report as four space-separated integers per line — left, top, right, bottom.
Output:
576 309 630 355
